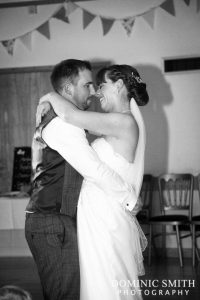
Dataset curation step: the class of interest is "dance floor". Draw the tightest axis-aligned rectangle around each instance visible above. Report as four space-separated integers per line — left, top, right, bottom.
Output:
0 256 200 299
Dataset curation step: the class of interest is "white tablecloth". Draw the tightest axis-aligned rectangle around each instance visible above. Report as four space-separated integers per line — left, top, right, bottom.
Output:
0 193 29 230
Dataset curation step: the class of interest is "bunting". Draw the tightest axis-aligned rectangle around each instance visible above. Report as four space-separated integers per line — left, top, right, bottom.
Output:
183 0 191 5
83 10 96 29
37 21 51 39
19 32 32 50
53 6 69 23
1 0 198 56
65 0 78 16
100 17 115 36
160 0 175 16
142 8 155 29
121 17 135 36
2 39 15 55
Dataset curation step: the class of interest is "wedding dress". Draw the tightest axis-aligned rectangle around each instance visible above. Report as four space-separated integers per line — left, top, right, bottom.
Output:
77 99 147 300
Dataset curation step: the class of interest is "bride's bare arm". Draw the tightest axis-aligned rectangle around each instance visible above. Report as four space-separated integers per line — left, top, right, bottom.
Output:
39 92 136 138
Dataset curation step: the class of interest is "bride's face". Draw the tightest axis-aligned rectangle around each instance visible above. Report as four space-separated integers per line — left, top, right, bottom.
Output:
96 76 118 112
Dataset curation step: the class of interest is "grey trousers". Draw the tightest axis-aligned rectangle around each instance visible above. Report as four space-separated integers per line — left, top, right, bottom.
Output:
25 213 80 300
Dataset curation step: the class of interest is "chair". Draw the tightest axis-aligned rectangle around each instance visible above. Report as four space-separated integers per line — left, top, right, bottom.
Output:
137 175 158 258
192 174 200 267
148 173 194 267
137 174 154 226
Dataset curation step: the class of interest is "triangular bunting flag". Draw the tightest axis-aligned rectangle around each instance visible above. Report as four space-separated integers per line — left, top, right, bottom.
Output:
197 0 200 12
2 39 15 55
19 32 32 50
37 21 50 39
183 0 190 5
142 9 155 29
83 9 95 29
160 0 175 16
65 0 78 16
53 6 69 23
121 17 135 36
100 17 114 36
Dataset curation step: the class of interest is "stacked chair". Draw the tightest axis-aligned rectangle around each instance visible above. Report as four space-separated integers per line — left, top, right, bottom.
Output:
137 174 158 257
148 173 194 267
192 174 200 267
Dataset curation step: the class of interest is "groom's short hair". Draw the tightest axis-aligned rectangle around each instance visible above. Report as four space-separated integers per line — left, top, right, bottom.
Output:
51 59 92 93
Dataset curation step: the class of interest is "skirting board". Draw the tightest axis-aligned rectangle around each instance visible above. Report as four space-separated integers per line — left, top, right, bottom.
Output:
143 247 193 258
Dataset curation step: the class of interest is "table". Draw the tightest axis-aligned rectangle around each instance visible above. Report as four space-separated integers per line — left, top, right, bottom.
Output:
0 192 30 256
0 192 29 230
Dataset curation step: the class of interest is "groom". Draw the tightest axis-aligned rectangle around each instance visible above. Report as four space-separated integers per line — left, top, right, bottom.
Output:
25 59 136 300
25 59 95 300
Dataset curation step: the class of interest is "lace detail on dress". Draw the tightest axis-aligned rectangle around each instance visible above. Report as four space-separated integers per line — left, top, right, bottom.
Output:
126 200 148 276
133 217 147 276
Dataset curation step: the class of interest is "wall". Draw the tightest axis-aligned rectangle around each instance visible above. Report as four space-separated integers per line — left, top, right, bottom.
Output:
0 0 200 176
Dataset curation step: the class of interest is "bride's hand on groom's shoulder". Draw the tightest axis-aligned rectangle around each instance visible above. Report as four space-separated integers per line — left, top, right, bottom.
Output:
36 92 57 126
36 101 52 127
39 92 57 104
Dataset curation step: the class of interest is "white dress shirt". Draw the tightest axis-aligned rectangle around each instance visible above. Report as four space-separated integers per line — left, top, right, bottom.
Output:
42 117 137 211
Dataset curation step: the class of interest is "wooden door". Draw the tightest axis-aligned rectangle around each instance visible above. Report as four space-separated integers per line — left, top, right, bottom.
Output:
0 67 53 192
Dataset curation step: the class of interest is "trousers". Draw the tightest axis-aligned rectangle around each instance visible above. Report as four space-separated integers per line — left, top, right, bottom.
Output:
25 213 80 300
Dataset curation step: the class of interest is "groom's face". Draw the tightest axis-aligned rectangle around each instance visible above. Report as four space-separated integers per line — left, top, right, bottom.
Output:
71 69 95 110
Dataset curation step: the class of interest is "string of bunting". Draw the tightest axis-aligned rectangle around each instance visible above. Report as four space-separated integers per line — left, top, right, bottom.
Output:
1 0 200 56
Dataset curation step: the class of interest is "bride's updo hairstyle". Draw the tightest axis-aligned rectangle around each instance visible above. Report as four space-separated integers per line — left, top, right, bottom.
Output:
96 64 149 106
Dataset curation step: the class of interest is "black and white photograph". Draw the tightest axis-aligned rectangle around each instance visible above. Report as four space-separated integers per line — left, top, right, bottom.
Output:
0 0 200 299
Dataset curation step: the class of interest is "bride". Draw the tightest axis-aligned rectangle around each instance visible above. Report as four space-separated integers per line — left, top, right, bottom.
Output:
37 64 149 300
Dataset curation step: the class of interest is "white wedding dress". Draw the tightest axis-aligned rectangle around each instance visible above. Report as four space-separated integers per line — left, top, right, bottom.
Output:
77 99 147 300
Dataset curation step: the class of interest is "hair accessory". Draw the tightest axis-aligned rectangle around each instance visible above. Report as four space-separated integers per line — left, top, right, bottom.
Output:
131 72 143 84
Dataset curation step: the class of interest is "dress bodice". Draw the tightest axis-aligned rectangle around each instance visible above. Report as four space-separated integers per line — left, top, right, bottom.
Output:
92 98 146 198
92 138 137 185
